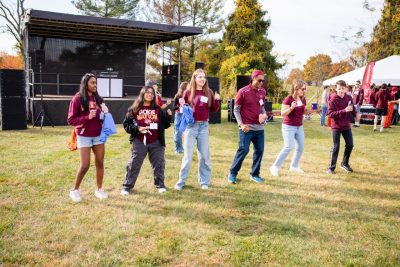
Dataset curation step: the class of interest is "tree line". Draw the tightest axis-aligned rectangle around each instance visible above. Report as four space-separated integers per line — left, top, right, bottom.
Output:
0 0 399 98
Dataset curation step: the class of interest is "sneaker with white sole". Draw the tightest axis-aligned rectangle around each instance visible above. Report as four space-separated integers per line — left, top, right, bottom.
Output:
201 185 209 190
250 175 265 183
120 189 129 196
174 184 183 191
158 188 167 193
95 188 108 199
69 189 82 202
289 166 304 173
269 165 279 177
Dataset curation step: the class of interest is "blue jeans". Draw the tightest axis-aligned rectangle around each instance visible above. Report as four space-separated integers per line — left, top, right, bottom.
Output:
174 112 184 153
321 106 328 126
229 129 264 177
273 124 304 168
176 121 211 187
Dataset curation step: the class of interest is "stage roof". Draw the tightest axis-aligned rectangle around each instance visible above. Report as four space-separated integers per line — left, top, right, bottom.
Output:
24 10 202 44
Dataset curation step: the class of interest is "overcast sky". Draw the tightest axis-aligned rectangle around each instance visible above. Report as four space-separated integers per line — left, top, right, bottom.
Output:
0 0 384 74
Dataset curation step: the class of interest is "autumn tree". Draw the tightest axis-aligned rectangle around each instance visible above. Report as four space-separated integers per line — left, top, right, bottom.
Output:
367 0 400 61
0 52 23 69
72 0 140 18
219 0 282 100
286 68 304 85
303 54 332 86
0 0 25 55
329 61 354 78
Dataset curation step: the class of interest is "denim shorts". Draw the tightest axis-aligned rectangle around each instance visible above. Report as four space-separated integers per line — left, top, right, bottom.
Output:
77 135 104 148
355 104 361 113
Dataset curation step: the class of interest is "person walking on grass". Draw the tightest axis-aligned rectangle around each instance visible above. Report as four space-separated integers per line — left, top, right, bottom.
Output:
373 83 389 132
227 70 268 184
326 80 357 174
67 73 109 202
352 80 364 128
174 68 221 191
321 86 329 126
269 80 307 177
120 86 172 195
173 81 188 154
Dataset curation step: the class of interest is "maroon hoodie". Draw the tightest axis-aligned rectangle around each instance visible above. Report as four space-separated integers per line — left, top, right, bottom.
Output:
328 94 356 131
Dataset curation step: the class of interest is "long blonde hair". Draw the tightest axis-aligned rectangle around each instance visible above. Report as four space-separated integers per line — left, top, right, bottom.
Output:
187 68 212 107
291 79 306 99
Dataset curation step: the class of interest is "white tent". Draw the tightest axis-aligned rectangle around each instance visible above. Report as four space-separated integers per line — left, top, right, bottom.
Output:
323 55 400 86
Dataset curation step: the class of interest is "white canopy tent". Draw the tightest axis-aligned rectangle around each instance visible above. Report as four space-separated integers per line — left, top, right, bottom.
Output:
323 55 400 86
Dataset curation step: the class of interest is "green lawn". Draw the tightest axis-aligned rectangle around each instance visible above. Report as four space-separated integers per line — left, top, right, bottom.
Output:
1 111 399 266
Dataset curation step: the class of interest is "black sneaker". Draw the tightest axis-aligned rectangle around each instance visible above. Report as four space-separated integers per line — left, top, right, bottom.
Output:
353 125 360 128
326 168 335 174
340 164 353 173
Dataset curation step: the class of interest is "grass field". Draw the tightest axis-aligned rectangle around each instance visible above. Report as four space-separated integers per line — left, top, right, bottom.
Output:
1 111 399 266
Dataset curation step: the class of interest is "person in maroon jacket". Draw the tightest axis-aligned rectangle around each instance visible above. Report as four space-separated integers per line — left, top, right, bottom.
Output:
352 80 364 127
67 73 109 202
373 83 389 132
326 80 357 174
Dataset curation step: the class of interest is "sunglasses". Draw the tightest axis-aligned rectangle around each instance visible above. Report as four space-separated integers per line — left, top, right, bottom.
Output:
257 79 265 83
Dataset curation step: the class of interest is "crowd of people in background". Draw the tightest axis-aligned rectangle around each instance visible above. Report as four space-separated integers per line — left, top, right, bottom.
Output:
67 71 399 202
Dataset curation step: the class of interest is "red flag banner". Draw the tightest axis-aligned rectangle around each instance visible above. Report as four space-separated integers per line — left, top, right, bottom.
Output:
362 61 375 103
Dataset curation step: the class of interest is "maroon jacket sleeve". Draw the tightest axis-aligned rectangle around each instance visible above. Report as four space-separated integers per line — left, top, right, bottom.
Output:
67 96 89 126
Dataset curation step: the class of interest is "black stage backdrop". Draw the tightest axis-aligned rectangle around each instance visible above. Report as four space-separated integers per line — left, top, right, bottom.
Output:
28 36 146 97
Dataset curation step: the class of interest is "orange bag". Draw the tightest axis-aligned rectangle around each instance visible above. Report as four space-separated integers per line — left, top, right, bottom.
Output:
68 129 77 151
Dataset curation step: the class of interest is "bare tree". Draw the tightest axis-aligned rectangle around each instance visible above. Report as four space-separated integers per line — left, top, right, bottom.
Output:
0 0 25 55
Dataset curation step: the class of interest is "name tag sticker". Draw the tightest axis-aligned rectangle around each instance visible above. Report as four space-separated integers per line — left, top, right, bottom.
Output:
296 100 303 106
259 99 264 106
149 123 158 130
200 96 208 103
179 98 185 104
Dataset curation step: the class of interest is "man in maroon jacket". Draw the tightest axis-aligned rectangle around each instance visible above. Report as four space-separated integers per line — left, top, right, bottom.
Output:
326 80 357 174
373 83 389 132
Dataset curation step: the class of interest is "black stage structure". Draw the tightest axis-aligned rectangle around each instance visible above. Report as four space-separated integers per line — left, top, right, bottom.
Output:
23 10 202 125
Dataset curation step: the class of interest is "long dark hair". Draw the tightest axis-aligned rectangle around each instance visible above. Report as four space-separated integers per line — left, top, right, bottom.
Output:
78 73 103 112
174 81 188 99
128 86 159 118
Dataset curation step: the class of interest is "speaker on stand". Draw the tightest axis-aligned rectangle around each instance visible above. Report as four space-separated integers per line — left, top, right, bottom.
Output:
207 77 221 124
162 64 179 98
33 50 54 129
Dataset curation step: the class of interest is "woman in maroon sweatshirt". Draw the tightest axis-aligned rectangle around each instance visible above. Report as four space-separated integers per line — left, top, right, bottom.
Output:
67 73 109 202
326 80 357 174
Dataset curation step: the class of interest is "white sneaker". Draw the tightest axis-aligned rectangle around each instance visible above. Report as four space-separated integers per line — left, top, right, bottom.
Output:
201 185 209 190
69 189 82 202
269 165 279 177
174 184 183 191
158 188 167 193
120 189 129 196
380 128 384 133
95 188 108 199
289 166 304 173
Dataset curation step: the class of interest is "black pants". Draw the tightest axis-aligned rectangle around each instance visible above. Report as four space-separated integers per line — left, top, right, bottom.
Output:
122 139 165 191
328 129 354 170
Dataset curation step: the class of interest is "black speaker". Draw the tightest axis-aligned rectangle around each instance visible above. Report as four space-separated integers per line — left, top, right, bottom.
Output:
162 64 179 98
195 62 205 70
0 69 27 130
237 75 251 91
35 50 45 65
0 69 26 97
207 77 221 124
0 98 27 130
265 101 272 112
